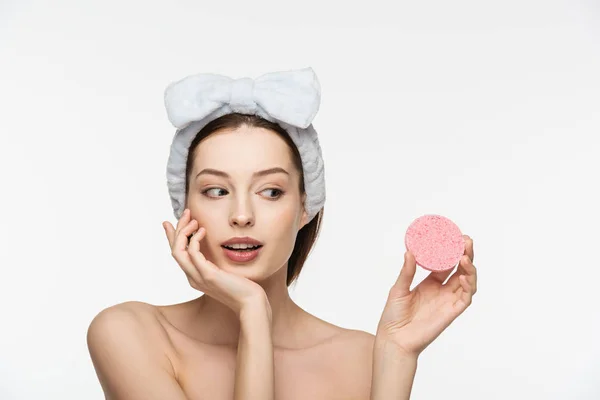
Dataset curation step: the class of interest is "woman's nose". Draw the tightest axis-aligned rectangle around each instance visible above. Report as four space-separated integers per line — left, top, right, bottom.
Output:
230 209 254 226
229 197 255 227
231 215 254 226
230 213 254 227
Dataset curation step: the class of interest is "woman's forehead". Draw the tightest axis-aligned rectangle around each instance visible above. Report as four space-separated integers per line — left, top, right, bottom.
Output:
193 127 295 174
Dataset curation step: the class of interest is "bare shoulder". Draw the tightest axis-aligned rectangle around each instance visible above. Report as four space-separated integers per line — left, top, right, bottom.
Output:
87 300 174 357
331 328 376 361
86 301 188 399
87 300 166 336
297 312 376 359
90 300 160 318
316 328 376 397
87 300 172 352
340 329 376 346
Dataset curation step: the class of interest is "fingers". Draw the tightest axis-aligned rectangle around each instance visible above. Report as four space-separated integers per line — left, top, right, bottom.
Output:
163 210 207 291
187 226 221 281
464 235 474 263
176 209 193 238
450 236 476 311
444 256 467 292
163 208 192 246
444 235 476 291
175 208 191 235
163 210 198 250
392 251 417 297
445 254 477 295
461 235 476 295
173 219 199 253
453 274 474 311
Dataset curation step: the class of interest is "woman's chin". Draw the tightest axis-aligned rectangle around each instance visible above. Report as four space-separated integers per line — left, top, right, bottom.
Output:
220 261 283 283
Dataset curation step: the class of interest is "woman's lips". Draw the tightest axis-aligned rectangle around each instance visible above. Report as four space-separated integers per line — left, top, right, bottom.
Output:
221 246 263 263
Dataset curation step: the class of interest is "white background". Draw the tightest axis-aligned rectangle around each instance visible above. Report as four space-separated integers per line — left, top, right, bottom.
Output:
1 0 599 399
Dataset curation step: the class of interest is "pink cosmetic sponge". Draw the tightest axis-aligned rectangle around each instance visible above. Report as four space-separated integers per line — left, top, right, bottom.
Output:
404 214 465 272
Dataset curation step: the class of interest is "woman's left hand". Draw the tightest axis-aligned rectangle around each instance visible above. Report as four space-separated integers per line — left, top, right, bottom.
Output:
375 235 477 358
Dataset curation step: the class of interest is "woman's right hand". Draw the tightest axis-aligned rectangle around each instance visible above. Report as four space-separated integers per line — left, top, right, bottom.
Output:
162 208 271 319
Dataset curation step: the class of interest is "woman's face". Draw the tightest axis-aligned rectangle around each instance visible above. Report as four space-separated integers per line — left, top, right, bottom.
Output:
185 125 308 281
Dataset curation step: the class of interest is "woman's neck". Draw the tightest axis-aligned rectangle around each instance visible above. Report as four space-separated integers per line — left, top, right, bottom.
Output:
186 266 311 349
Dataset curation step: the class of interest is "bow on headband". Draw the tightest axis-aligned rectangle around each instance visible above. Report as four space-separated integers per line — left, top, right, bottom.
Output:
164 67 321 130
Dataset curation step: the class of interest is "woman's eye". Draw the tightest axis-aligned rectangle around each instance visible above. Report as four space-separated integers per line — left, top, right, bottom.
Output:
202 188 284 199
262 188 284 199
203 188 228 197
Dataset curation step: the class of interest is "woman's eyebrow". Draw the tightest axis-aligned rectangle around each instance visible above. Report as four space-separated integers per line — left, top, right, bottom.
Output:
195 167 290 180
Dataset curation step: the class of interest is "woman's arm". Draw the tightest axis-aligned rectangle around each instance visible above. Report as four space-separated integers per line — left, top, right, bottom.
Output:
370 337 418 400
235 300 275 400
163 212 276 398
369 239 477 399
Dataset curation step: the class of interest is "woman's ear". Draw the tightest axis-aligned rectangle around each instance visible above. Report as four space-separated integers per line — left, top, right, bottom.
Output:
298 193 309 229
299 209 309 229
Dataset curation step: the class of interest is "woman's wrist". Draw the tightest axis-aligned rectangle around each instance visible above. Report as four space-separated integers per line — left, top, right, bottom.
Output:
234 295 275 400
239 296 272 325
374 334 420 361
370 336 419 400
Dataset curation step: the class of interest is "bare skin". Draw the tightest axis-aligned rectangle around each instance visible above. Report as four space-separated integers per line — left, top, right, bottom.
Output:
87 125 376 399
156 292 374 399
86 124 478 399
89 270 376 399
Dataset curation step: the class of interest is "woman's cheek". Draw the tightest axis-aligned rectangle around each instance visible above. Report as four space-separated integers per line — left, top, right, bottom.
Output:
269 200 298 223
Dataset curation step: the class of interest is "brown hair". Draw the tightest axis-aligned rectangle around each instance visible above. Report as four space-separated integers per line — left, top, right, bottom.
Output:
183 113 324 287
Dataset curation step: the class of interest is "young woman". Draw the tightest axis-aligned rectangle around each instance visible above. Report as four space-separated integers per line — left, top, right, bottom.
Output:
86 68 478 400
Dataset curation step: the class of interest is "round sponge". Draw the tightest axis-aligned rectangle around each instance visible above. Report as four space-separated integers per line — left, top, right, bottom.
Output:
404 214 465 272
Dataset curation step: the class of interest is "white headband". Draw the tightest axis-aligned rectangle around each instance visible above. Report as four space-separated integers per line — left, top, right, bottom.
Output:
164 67 326 223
